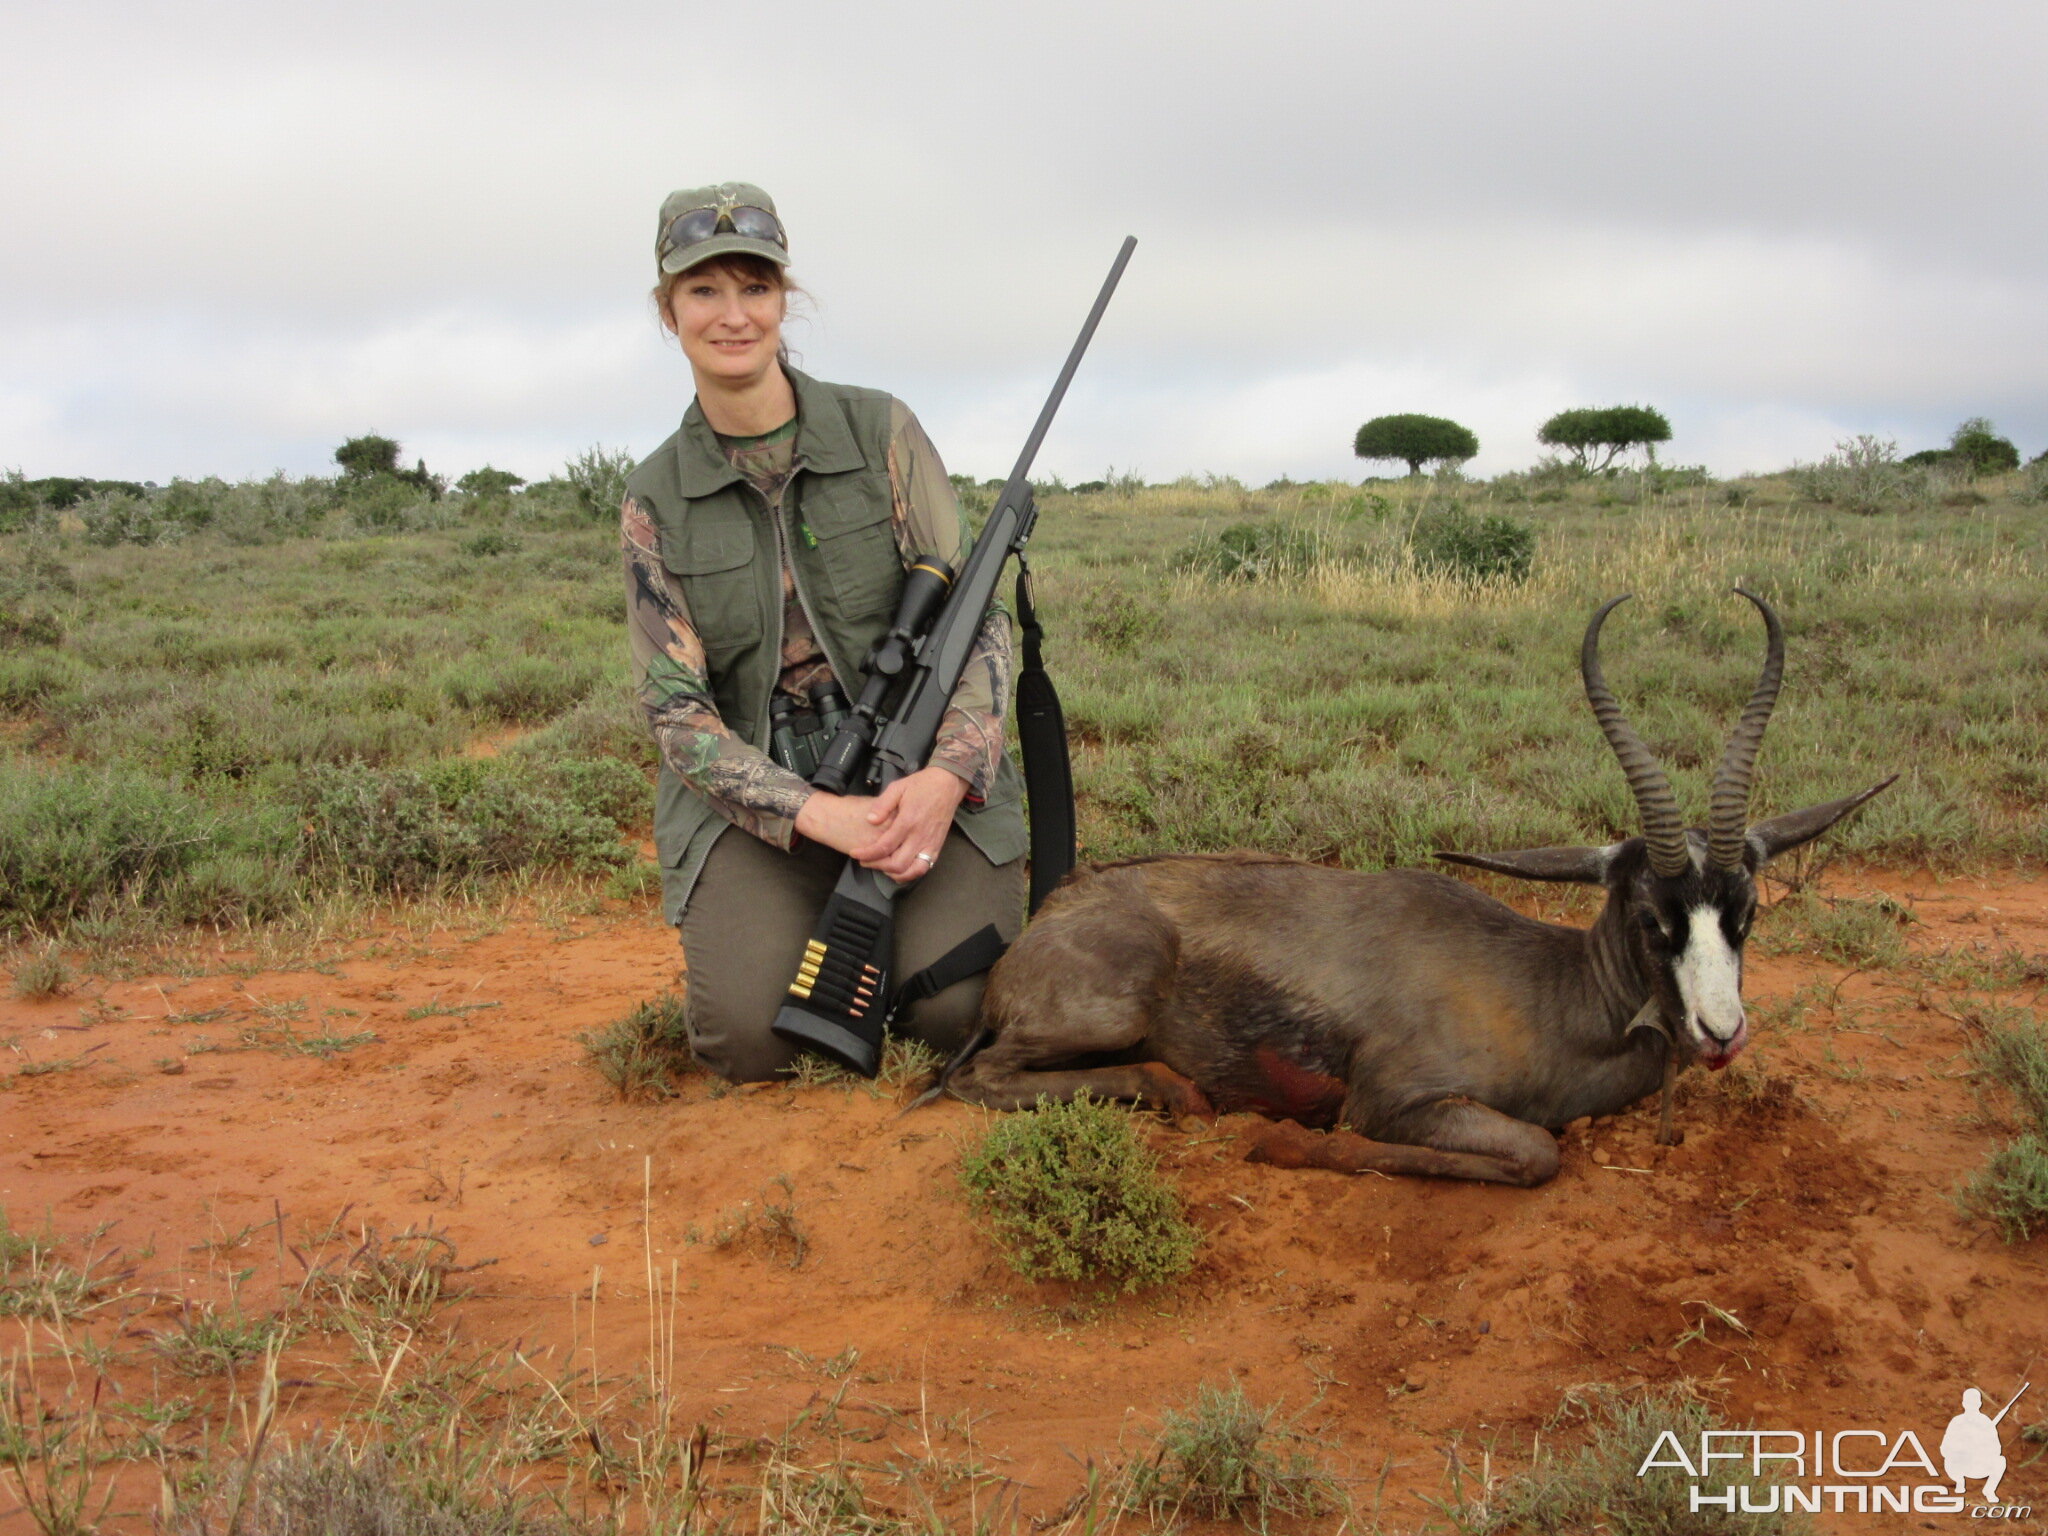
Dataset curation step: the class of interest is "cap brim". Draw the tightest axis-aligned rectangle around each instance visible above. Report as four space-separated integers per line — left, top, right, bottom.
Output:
659 234 791 275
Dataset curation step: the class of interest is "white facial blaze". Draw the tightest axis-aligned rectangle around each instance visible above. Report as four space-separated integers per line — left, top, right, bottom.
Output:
1675 905 1745 1046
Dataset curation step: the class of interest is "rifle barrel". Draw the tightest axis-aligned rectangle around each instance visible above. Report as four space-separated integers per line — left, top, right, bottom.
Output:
998 235 1137 494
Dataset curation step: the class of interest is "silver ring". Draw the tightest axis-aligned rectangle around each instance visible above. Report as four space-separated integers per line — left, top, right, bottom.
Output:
916 851 935 865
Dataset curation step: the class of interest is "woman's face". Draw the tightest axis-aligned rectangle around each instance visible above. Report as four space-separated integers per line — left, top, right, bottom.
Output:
666 263 785 389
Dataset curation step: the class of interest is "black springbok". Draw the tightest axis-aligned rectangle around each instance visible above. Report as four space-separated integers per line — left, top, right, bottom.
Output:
942 591 1893 1185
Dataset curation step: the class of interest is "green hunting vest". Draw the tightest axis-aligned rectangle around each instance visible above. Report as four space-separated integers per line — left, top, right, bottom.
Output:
628 367 1026 924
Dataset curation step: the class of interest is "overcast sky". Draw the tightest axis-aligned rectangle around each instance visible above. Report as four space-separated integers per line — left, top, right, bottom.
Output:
4 0 2044 486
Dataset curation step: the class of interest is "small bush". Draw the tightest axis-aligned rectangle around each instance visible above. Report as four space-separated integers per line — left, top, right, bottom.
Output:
1767 892 1911 969
1408 506 1535 583
1119 1380 1341 1531
1791 435 1936 515
10 943 72 1000
304 1227 476 1329
1961 1011 2048 1242
565 445 636 520
1973 1012 2048 1131
460 530 520 558
440 656 600 724
1082 591 1166 652
0 765 299 935
1964 1134 2048 1243
2013 456 2048 506
0 606 62 646
206 1437 582 1536
1474 1383 1805 1535
297 759 630 895
957 1094 1200 1292
1172 523 1323 582
579 993 692 1099
78 489 182 547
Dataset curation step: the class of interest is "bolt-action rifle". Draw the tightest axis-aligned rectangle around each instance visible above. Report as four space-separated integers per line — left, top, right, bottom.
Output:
770 236 1137 1076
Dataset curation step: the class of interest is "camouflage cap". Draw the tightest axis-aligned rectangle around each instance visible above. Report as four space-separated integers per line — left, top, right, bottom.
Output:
657 182 790 275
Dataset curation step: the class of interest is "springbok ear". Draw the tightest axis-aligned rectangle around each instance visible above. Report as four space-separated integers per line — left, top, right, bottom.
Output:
1436 846 1617 885
1747 776 1898 865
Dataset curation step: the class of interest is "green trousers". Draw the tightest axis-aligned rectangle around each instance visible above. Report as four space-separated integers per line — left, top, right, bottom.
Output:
679 826 1026 1082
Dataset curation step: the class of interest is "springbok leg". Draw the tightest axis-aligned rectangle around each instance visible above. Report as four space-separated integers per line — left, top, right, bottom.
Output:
1246 1096 1560 1187
949 1058 1215 1118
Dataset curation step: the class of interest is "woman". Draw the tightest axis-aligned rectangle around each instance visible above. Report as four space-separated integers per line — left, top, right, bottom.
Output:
621 182 1027 1082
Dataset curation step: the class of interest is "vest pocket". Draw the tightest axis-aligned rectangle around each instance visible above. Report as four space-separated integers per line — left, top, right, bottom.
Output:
800 477 900 620
661 525 762 656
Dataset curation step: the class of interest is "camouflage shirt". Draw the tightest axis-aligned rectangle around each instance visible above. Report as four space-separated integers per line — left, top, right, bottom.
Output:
623 397 1011 851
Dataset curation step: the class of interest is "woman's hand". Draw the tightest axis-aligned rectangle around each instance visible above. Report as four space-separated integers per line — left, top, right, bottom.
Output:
795 768 967 881
852 766 969 883
793 789 885 858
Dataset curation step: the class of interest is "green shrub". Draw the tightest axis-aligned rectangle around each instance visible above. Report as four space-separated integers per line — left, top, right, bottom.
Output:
1762 892 1910 968
0 765 299 934
1119 1380 1340 1531
440 656 600 724
1961 1011 2048 1242
957 1094 1200 1292
528 754 649 828
1173 522 1323 582
0 607 62 647
460 531 520 558
0 544 76 601
565 445 636 519
1408 506 1535 583
579 993 692 1099
296 759 631 895
1474 1384 1806 1535
78 489 181 547
10 943 73 1000
1792 435 1937 514
508 687 655 771
338 474 443 530
1964 1134 2048 1243
1082 591 1167 652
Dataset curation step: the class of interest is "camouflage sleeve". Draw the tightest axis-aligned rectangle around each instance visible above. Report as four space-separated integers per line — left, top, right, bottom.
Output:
887 400 1012 801
622 493 811 849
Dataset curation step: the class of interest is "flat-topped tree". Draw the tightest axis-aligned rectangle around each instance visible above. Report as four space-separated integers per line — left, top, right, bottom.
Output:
1353 414 1479 476
1538 406 1672 471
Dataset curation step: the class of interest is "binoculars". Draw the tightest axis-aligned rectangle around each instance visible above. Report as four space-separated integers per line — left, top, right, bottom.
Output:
768 679 853 779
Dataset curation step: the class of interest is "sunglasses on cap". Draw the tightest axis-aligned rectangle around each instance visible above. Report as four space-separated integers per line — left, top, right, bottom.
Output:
659 200 788 260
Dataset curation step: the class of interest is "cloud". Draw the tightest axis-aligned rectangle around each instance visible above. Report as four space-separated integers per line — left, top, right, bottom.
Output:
2 0 2043 481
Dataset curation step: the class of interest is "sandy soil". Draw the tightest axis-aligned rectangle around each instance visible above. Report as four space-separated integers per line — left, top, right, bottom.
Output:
2 868 2044 1534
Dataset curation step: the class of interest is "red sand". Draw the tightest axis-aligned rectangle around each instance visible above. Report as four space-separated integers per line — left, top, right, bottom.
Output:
2 868 2044 1533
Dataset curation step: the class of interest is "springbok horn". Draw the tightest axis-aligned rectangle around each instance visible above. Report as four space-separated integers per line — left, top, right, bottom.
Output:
1707 588 1786 869
1582 595 1690 878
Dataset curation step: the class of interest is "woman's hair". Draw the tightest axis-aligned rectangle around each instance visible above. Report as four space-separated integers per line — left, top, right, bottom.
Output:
650 254 803 328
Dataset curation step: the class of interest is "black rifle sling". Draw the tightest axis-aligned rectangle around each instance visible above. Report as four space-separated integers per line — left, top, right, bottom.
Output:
889 559 1077 1014
1012 556 1077 914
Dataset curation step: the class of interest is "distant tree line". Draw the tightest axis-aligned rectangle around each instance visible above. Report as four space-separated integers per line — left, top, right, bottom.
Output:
1351 403 2042 482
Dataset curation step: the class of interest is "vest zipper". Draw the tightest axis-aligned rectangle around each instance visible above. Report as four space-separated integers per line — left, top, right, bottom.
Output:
765 463 851 758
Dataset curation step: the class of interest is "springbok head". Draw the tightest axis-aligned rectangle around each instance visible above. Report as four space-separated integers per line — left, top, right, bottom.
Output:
1440 590 1895 1068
